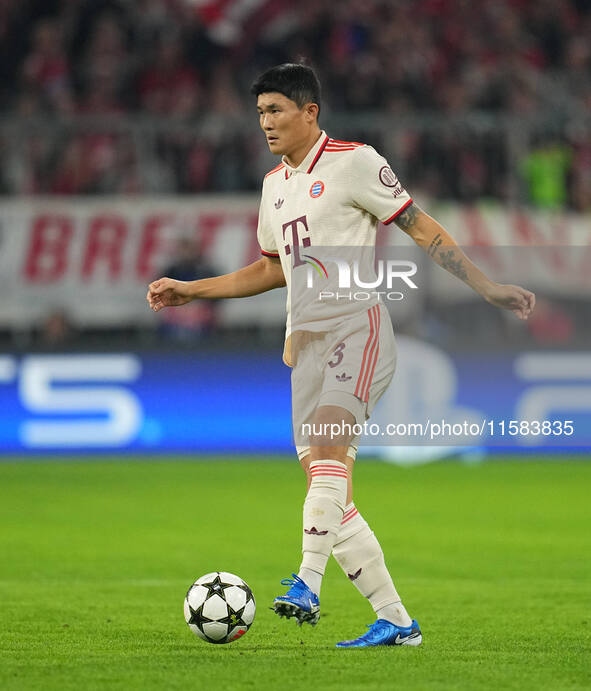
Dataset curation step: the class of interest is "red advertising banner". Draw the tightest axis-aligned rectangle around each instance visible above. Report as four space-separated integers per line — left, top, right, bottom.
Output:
0 197 589 327
0 197 275 327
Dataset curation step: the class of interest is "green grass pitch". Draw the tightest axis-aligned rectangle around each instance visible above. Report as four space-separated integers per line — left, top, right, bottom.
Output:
1 456 590 690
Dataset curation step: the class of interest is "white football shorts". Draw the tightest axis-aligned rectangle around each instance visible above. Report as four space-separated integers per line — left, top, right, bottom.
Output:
291 303 396 461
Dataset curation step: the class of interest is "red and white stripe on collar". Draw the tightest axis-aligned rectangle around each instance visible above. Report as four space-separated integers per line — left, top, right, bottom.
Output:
325 138 364 152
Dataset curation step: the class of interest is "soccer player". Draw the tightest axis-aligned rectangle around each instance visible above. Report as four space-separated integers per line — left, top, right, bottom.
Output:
147 63 535 648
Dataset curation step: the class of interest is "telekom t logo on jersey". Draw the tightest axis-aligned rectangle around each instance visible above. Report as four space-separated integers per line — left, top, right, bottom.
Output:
282 216 311 268
282 214 419 300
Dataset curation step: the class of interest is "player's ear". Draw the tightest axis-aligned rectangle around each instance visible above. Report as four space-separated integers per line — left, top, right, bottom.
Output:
304 102 319 122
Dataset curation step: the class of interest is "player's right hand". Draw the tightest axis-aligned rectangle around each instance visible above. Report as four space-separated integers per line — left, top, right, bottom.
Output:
146 277 194 311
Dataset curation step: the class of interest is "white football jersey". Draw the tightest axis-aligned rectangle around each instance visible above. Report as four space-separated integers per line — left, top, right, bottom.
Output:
257 131 412 338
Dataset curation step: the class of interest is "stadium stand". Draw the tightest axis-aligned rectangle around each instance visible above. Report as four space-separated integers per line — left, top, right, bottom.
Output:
0 0 589 207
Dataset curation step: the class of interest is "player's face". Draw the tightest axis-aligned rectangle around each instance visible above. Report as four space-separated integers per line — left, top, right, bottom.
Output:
256 92 315 159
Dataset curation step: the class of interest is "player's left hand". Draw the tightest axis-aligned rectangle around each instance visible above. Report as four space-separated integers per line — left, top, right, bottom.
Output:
485 283 535 320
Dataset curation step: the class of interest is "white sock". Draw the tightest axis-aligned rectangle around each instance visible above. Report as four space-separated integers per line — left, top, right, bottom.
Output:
298 460 348 594
297 567 323 595
376 602 412 627
332 502 413 627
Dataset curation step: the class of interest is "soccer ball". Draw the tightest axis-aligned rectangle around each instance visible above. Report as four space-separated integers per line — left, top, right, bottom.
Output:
184 572 256 644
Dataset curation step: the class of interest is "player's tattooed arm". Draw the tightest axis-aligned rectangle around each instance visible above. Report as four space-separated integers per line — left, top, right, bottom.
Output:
435 249 469 281
393 203 421 232
393 202 535 319
427 232 443 257
395 203 470 283
397 206 445 258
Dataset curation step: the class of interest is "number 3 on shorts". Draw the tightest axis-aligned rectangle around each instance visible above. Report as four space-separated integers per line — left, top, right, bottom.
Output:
328 342 346 368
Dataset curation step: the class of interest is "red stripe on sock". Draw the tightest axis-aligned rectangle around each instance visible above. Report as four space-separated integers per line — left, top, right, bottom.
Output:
310 469 348 474
310 466 348 471
341 509 359 524
310 465 347 473
310 463 348 469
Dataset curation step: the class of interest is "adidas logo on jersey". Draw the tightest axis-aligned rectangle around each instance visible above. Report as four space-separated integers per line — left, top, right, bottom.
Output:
336 372 352 382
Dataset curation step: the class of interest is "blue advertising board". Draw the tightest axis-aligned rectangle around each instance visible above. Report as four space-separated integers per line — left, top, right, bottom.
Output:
0 337 589 455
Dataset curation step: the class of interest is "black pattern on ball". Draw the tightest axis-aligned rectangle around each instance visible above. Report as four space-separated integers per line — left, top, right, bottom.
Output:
184 572 256 645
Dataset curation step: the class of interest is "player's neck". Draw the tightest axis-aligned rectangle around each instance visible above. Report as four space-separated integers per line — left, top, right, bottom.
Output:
283 128 323 169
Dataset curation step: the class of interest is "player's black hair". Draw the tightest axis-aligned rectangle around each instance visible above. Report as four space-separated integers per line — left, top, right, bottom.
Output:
250 63 321 115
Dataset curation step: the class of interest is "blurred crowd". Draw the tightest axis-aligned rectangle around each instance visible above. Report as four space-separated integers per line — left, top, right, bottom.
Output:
0 0 590 208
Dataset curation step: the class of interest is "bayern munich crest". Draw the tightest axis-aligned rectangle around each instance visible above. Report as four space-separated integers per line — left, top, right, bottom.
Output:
379 166 399 188
309 181 325 198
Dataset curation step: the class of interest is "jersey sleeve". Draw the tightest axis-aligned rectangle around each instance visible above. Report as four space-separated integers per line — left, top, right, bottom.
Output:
256 184 279 257
350 145 413 225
